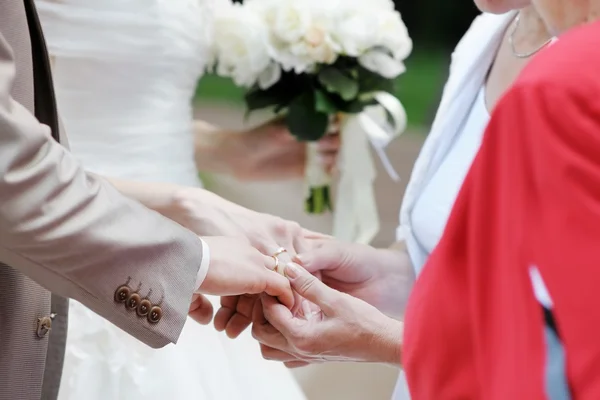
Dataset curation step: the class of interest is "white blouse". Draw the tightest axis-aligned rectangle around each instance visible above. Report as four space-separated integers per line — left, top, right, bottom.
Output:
410 87 489 254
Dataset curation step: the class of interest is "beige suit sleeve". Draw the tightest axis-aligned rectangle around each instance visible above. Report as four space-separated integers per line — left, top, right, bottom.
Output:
0 35 202 348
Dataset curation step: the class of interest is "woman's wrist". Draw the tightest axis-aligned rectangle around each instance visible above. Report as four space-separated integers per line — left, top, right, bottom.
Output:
373 247 415 320
370 318 403 367
193 120 240 175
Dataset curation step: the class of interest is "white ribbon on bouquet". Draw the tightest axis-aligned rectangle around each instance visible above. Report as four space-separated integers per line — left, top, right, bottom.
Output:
331 92 407 244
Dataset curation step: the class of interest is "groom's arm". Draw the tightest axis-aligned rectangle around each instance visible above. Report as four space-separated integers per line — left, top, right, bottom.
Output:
0 34 204 348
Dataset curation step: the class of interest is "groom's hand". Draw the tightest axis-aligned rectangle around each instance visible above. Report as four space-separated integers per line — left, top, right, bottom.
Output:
196 237 294 308
212 244 298 339
211 230 327 339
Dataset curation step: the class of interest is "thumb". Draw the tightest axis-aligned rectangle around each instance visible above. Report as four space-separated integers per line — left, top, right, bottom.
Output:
284 262 338 314
294 244 340 274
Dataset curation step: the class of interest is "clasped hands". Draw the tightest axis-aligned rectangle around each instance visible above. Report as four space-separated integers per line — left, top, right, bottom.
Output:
192 234 411 368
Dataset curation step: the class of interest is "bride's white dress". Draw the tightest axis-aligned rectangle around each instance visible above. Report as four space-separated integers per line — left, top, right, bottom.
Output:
36 1 306 399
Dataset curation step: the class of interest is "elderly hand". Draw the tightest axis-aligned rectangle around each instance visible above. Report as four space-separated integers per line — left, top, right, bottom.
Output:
252 263 403 367
295 239 414 319
194 117 341 180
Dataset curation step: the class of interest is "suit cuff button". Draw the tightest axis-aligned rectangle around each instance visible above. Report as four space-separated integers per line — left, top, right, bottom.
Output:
136 299 152 317
114 285 131 303
126 293 141 310
147 306 163 324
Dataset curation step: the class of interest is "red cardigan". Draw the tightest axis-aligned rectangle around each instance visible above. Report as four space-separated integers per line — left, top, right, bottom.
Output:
403 21 600 399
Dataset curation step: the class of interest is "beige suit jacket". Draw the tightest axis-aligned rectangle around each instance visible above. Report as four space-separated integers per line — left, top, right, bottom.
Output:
0 2 203 399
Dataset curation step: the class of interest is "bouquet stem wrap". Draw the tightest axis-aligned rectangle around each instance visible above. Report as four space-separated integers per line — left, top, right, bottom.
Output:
306 92 407 244
304 141 334 214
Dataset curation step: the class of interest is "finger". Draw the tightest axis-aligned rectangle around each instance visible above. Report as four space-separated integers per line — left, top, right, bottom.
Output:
284 263 339 315
214 296 238 331
252 293 267 325
252 321 289 350
294 231 332 258
224 314 252 338
224 294 257 338
318 134 340 151
264 236 296 265
188 294 214 325
251 298 289 350
255 116 286 133
290 290 305 317
260 344 301 362
301 229 332 240
273 251 294 270
261 257 295 308
260 292 298 338
262 271 295 309
285 361 311 369
317 153 337 170
293 243 342 274
327 116 342 134
263 253 282 274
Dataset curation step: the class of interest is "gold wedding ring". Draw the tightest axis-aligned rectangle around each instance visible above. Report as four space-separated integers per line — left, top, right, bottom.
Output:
271 247 288 275
273 247 287 258
271 255 280 273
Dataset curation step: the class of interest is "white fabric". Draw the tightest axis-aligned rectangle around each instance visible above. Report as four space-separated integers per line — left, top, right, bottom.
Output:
36 1 306 399
410 87 489 253
195 238 211 291
396 11 517 275
332 92 406 244
529 266 554 309
391 11 517 400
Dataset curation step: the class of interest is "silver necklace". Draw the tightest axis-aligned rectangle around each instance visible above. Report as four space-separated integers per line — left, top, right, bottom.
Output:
508 13 552 58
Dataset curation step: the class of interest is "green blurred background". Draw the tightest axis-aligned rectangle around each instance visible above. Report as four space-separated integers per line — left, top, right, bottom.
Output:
195 0 481 127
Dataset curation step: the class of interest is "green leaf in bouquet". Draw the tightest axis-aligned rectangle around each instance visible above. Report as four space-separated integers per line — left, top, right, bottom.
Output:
314 90 339 115
244 74 308 115
318 67 359 101
286 91 329 142
244 89 282 112
357 65 396 94
332 96 378 114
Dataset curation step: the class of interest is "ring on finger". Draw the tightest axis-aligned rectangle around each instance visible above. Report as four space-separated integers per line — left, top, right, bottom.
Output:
270 255 280 274
272 247 287 258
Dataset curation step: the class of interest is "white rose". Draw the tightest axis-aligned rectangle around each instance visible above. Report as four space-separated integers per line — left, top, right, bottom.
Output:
258 0 340 72
366 0 395 11
333 9 380 57
213 4 274 88
358 48 406 79
303 22 338 64
267 0 312 43
377 11 412 61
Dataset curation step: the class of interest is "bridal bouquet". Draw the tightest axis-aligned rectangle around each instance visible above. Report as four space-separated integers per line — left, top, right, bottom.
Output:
209 0 411 242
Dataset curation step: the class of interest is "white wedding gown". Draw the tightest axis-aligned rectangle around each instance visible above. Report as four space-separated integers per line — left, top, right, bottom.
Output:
36 1 306 399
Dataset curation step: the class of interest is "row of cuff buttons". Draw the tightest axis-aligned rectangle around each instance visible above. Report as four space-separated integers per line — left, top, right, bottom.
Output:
114 285 163 324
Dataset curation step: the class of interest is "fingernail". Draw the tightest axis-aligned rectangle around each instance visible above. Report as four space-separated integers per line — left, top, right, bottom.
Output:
294 254 306 265
285 262 300 279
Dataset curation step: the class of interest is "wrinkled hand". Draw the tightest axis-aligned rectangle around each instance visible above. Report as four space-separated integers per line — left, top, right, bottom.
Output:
188 236 295 325
252 263 403 367
295 239 414 319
